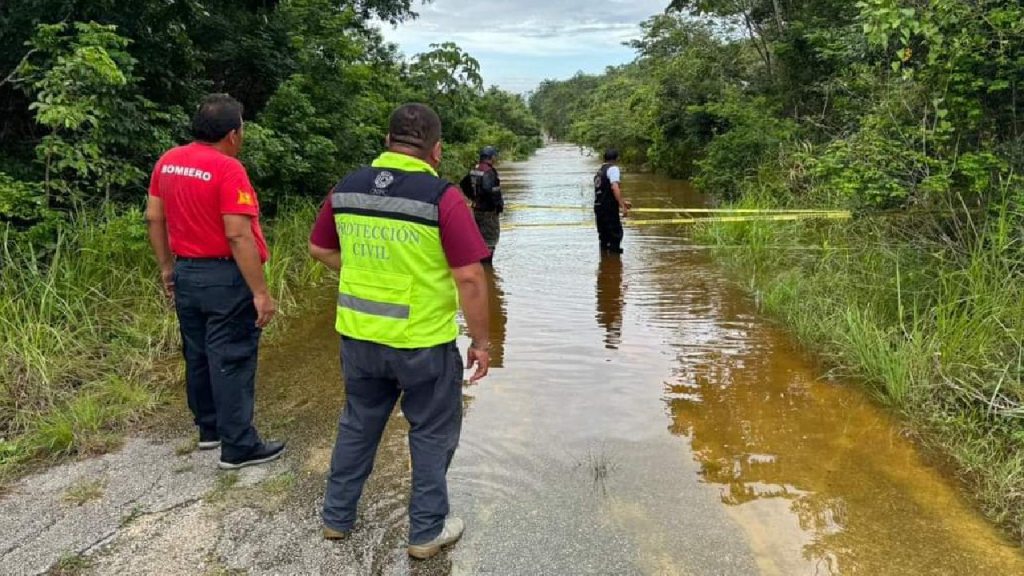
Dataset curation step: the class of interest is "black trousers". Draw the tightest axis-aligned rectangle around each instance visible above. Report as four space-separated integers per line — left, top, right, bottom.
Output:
173 259 262 460
595 207 623 253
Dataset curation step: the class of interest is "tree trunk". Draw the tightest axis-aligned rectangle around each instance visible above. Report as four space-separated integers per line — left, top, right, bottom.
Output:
771 0 785 33
43 141 52 210
743 12 774 82
1013 79 1019 140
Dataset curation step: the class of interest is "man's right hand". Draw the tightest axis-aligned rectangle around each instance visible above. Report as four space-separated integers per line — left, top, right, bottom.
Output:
254 291 277 328
452 262 491 381
466 344 490 383
621 199 632 217
160 267 175 302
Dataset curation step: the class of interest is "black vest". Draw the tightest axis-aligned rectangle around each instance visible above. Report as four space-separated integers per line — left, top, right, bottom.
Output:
333 167 450 227
460 162 501 212
594 163 615 212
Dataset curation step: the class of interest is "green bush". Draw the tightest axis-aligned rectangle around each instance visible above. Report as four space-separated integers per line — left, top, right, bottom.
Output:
693 95 797 200
0 173 46 223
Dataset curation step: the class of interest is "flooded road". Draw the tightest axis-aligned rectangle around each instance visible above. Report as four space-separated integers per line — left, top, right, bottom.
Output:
257 144 1024 575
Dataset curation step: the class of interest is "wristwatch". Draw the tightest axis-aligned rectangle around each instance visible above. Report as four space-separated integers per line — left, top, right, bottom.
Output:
470 340 491 352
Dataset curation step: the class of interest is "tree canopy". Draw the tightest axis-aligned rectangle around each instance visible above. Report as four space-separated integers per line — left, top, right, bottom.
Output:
0 0 542 228
531 1 1023 208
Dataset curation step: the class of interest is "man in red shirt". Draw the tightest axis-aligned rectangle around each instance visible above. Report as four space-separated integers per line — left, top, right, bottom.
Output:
309 104 491 559
146 94 285 470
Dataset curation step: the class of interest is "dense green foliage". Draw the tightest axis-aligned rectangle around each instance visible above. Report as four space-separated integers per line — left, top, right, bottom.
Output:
532 1 1022 206
0 0 542 223
534 1 1024 542
0 0 541 474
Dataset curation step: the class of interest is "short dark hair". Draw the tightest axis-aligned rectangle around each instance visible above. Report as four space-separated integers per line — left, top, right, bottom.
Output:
603 148 620 162
191 94 243 143
388 103 442 153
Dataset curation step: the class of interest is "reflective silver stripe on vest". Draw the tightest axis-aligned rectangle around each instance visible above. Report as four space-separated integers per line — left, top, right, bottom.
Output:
338 294 410 320
332 193 439 223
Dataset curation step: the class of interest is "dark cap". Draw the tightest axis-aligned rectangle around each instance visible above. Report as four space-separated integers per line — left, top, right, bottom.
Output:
603 148 619 162
480 146 498 160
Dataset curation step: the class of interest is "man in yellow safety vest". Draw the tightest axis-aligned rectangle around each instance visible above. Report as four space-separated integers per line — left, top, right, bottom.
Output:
308 103 492 560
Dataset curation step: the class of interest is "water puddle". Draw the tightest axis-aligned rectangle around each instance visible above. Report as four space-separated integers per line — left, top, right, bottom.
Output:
254 143 1024 575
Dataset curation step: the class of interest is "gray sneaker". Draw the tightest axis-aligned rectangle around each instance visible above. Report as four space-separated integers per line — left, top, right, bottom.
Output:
408 517 465 560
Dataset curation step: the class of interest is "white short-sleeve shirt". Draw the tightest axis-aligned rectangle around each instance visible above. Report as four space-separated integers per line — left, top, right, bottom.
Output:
607 166 621 184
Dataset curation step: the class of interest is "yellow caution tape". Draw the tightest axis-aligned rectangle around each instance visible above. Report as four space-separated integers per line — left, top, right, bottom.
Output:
505 204 588 212
505 204 848 215
627 212 852 225
501 211 851 231
502 221 593 230
632 208 846 215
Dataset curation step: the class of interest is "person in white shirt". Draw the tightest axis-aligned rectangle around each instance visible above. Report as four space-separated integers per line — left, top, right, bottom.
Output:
593 148 631 254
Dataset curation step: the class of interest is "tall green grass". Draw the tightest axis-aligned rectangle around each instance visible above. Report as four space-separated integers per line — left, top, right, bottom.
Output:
697 188 1024 541
0 202 322 481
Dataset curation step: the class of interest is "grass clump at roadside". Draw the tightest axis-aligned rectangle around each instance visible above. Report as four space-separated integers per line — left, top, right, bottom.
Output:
48 552 91 576
696 186 1024 543
0 202 326 484
63 478 106 506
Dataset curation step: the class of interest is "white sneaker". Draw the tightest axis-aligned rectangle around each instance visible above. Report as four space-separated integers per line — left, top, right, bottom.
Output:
408 517 465 560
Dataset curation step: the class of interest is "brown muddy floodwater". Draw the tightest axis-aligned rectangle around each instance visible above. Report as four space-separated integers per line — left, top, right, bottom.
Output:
255 143 1024 575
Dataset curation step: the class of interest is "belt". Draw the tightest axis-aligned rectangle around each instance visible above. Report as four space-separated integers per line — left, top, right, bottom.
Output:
176 256 234 262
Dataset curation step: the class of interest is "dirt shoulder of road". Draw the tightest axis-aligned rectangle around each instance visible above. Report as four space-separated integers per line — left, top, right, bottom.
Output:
0 434 451 576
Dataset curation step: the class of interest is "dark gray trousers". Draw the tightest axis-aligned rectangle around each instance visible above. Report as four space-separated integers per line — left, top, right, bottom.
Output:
474 209 501 254
173 259 262 461
323 337 463 544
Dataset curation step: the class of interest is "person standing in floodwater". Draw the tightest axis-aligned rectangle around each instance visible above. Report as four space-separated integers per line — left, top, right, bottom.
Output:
308 103 492 560
460 146 503 264
594 148 631 254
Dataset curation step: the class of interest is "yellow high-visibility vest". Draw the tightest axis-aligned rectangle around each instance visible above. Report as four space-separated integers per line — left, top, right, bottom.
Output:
331 152 458 349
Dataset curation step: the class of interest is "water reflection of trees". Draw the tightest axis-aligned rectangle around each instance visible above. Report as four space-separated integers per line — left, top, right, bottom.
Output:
663 339 999 575
626 241 999 574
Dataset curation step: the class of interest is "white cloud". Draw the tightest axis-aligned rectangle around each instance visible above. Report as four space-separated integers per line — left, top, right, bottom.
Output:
378 0 667 91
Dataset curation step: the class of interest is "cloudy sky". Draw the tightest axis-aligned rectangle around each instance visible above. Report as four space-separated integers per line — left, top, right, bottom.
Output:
378 0 669 93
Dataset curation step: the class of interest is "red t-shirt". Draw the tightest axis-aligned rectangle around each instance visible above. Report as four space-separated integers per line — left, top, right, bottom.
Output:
149 142 269 262
309 186 490 268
